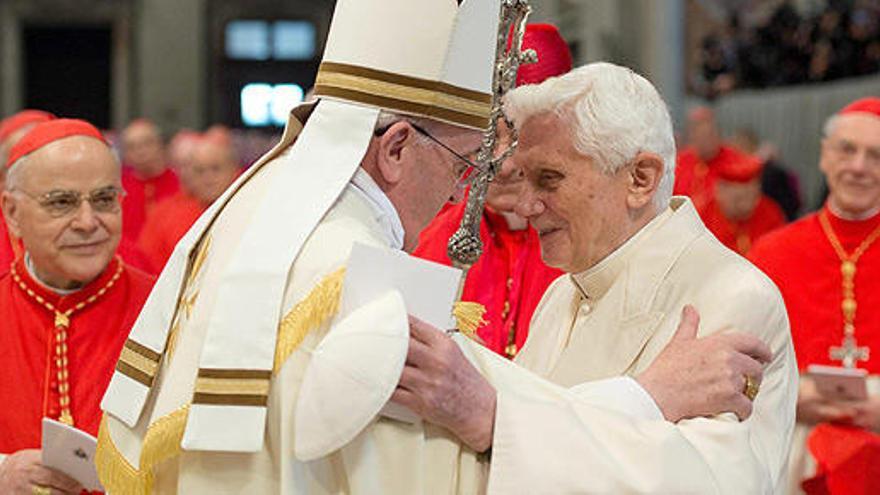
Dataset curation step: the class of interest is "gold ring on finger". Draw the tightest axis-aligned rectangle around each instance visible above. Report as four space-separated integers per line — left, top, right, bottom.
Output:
32 485 52 495
743 374 759 401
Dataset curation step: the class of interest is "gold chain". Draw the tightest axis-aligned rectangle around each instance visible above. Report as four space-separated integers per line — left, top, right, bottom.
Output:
10 257 124 426
818 211 880 332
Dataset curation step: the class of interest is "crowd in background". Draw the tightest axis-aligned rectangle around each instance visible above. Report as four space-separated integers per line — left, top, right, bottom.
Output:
693 0 880 98
102 122 279 274
0 106 806 278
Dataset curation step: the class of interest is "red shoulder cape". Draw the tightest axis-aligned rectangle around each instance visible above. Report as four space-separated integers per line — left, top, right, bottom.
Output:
0 257 155 452
413 199 562 357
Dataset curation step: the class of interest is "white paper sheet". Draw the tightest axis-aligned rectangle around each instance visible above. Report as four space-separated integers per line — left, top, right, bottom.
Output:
342 242 463 422
41 418 103 492
342 242 462 330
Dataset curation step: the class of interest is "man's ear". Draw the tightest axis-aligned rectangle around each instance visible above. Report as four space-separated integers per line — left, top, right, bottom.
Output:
375 121 417 185
1 191 21 238
627 151 664 210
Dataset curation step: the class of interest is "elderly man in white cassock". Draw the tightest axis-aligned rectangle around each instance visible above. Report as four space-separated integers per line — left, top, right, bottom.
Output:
95 1 782 494
396 62 798 493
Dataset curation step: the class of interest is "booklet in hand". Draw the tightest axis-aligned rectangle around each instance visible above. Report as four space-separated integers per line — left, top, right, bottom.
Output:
41 418 104 492
806 364 868 401
343 242 463 422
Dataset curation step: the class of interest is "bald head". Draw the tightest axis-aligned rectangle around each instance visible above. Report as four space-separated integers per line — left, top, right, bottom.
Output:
687 105 721 160
123 119 166 177
8 135 119 189
185 140 239 205
2 135 122 289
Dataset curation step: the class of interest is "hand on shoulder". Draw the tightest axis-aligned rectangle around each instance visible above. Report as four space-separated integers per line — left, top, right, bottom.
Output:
637 305 772 422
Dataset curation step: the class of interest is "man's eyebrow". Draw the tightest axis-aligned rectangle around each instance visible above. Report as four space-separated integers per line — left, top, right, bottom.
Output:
43 189 76 196
525 157 564 171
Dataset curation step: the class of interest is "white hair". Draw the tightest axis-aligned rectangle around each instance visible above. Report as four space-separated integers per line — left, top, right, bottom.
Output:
5 156 28 191
503 62 676 212
823 114 841 138
374 110 433 145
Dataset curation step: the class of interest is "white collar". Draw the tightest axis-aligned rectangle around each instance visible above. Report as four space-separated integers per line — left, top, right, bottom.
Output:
348 167 405 250
24 252 80 295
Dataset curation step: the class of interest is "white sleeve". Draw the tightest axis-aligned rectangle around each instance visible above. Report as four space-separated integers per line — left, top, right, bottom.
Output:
568 376 663 420
478 302 797 494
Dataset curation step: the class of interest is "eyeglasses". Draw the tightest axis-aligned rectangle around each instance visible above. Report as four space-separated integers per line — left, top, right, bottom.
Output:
375 122 486 187
14 185 125 218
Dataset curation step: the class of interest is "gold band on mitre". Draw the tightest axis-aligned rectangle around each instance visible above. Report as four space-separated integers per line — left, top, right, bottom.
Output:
314 62 492 130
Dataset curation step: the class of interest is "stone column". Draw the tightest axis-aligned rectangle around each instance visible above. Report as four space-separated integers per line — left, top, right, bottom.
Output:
0 4 22 116
136 0 205 131
637 0 686 128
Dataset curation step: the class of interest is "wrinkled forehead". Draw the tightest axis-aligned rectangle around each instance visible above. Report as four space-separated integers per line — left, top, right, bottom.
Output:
830 113 880 146
123 121 161 142
191 141 237 169
21 136 119 188
516 111 566 149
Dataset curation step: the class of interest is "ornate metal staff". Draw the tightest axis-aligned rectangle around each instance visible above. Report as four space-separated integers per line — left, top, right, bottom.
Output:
447 0 537 277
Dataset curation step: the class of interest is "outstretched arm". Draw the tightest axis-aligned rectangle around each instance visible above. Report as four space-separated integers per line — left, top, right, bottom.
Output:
392 304 793 494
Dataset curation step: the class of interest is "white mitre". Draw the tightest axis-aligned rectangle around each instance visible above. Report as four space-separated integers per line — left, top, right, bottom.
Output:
101 0 502 454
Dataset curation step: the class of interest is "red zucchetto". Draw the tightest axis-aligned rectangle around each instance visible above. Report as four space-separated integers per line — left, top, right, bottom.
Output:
6 118 106 168
0 110 55 143
516 23 573 86
715 151 764 183
838 96 880 118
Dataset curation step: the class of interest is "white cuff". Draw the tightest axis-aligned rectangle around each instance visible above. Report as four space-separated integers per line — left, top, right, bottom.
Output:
569 376 663 420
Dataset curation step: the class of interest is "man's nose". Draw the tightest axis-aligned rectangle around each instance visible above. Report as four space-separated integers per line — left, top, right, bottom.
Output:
848 149 872 173
514 185 544 219
69 201 100 232
496 158 522 182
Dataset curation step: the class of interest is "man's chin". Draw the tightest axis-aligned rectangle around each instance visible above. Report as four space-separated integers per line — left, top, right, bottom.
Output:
48 266 104 290
59 252 113 274
538 244 566 270
836 193 880 217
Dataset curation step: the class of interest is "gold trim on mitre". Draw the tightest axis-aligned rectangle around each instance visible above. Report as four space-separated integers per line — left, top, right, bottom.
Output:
314 62 492 130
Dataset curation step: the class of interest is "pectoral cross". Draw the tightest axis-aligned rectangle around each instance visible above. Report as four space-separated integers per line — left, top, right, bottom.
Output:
830 332 870 369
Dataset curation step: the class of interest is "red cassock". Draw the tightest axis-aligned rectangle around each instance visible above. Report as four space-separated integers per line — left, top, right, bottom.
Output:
749 207 880 494
413 202 562 358
136 191 205 272
121 167 180 244
0 257 155 453
0 217 17 275
699 195 787 255
674 144 744 210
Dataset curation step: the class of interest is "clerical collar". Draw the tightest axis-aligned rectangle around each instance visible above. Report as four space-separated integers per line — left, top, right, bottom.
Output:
571 206 674 301
348 167 405 250
24 252 80 295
